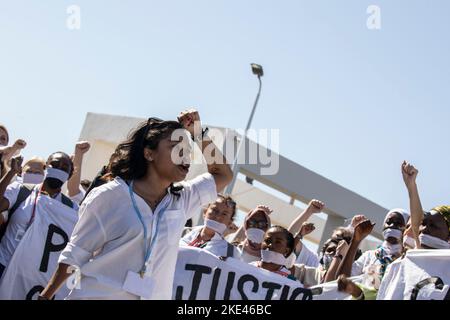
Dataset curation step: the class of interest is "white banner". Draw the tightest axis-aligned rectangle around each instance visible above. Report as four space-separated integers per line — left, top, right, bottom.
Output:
172 246 353 300
378 249 450 300
0 195 78 300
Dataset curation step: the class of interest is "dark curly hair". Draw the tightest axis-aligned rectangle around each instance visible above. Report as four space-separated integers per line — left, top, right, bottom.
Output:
110 117 185 196
267 225 295 257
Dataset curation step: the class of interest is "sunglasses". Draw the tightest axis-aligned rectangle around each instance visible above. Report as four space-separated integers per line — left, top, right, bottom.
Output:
247 220 269 229
142 117 165 145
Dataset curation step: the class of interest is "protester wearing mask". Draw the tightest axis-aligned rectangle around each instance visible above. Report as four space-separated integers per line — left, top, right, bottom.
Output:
250 226 296 280
39 110 233 300
234 205 272 263
376 163 450 300
180 194 239 258
0 155 44 233
348 209 409 282
332 209 406 294
401 161 450 249
0 152 76 277
19 157 46 184
288 199 324 268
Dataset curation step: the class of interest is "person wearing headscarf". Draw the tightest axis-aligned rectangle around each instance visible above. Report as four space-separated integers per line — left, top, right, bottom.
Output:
235 205 272 263
350 209 409 283
401 161 450 249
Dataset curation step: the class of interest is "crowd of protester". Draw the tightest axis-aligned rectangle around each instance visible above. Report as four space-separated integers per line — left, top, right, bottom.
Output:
0 109 448 300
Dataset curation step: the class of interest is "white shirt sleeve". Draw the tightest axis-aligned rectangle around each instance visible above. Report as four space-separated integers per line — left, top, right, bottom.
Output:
307 249 320 268
351 250 370 276
3 181 22 219
68 187 86 205
58 189 107 268
181 173 217 220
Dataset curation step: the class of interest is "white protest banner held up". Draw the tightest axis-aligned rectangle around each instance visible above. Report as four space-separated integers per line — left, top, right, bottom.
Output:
172 246 352 300
378 249 450 300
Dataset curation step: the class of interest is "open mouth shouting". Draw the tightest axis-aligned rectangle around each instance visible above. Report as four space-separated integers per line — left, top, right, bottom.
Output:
177 163 190 175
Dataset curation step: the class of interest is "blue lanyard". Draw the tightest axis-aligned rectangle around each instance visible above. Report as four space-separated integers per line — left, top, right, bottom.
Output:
128 180 168 277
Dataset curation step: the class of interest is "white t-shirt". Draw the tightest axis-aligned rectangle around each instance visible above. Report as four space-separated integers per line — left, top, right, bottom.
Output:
59 173 217 300
376 258 403 299
180 226 239 258
295 243 320 268
351 250 379 277
236 244 261 263
0 182 78 267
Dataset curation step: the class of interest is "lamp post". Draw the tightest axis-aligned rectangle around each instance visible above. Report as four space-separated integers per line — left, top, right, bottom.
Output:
225 63 264 195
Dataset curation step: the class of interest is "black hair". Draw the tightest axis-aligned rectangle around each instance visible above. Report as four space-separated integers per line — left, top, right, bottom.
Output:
110 118 185 196
80 179 92 189
267 225 295 257
209 194 237 219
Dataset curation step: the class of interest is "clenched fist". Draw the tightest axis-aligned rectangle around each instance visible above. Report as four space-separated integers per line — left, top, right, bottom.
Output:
401 161 418 189
353 219 375 243
178 108 201 138
75 141 91 155
307 199 325 214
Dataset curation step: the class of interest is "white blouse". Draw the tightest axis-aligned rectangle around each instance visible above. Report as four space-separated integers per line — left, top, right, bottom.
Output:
58 173 217 300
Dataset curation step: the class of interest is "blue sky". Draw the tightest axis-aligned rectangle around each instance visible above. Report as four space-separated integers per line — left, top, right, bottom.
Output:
1 0 449 214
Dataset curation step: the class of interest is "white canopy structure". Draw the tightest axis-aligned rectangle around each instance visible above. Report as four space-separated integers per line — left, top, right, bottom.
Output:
78 112 386 253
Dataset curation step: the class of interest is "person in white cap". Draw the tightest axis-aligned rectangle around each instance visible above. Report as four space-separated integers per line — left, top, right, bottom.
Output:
335 208 409 292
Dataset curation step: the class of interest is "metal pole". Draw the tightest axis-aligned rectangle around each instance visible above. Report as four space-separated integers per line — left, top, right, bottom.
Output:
225 75 262 195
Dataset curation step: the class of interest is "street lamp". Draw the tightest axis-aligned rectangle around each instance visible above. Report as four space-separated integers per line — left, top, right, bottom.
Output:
225 63 264 195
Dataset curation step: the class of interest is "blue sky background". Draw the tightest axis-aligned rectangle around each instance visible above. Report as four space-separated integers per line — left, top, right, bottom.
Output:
1 0 449 215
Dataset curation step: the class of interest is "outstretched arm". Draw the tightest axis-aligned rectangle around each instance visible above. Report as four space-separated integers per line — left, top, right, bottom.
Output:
288 199 324 235
401 161 423 246
336 219 375 278
67 141 91 197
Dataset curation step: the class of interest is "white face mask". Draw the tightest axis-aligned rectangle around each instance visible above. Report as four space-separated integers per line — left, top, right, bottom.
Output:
382 241 403 255
44 167 69 183
260 248 288 266
403 235 416 249
245 228 265 244
22 172 45 184
419 233 450 249
285 252 297 269
204 218 227 235
383 228 403 240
